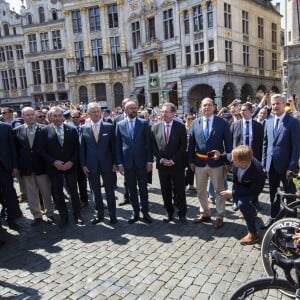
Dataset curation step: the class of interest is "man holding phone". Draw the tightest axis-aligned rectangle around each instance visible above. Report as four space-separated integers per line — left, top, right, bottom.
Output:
188 98 232 229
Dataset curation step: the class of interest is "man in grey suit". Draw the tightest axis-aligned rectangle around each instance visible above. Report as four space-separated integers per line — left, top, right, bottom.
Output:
115 100 153 223
80 102 117 224
261 94 300 229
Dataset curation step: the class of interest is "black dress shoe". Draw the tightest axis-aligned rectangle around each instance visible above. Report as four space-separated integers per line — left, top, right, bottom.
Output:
7 221 20 231
260 219 274 230
110 217 118 224
75 216 84 225
46 216 55 224
58 217 68 228
90 217 104 224
31 218 43 227
119 200 130 206
163 216 174 223
178 216 188 225
128 215 140 224
142 213 153 224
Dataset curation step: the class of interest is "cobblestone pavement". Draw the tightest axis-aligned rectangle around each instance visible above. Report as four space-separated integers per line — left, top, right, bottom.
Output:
0 170 288 299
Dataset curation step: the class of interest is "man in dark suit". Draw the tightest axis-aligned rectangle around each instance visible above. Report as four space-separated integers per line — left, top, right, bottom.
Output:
188 97 232 229
0 121 21 230
116 100 153 223
220 146 265 245
80 102 117 225
14 107 54 226
152 102 188 224
39 106 83 228
261 94 300 229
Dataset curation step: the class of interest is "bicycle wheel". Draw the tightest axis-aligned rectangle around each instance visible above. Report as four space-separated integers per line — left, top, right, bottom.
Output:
229 277 295 300
261 218 300 297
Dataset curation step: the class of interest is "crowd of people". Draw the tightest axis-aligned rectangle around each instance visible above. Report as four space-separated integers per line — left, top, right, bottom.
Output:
0 93 299 247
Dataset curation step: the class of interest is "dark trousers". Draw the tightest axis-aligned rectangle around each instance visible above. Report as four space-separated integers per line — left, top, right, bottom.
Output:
268 163 296 219
50 171 81 219
77 167 88 203
0 166 20 221
158 166 187 218
125 166 149 216
237 197 257 233
88 170 116 218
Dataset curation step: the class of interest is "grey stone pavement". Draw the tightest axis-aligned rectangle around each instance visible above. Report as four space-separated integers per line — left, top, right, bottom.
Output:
0 170 284 299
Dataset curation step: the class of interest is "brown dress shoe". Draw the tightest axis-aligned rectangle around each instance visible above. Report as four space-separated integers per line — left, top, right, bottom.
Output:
213 218 224 229
192 214 211 223
240 231 259 245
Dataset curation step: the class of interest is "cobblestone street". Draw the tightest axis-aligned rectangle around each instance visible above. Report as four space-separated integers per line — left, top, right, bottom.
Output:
0 170 280 299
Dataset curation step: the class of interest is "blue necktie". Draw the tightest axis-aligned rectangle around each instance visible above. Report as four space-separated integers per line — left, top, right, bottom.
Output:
205 119 210 140
274 118 280 136
129 120 134 139
245 121 250 145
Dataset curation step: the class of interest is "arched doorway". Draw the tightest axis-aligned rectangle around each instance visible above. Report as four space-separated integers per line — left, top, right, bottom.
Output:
79 86 88 104
241 84 254 102
271 86 280 94
222 82 237 107
188 84 215 114
256 85 267 101
114 82 124 108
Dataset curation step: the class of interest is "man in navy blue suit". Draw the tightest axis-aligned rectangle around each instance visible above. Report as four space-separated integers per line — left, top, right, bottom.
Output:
80 102 117 225
220 146 265 245
188 97 232 229
116 100 153 223
261 94 300 229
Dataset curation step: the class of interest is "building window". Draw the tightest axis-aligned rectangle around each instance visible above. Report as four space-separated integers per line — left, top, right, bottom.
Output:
89 7 101 31
16 45 23 60
5 46 13 61
134 62 144 77
131 21 140 49
40 32 49 52
28 34 37 53
224 3 232 29
243 45 249 66
91 39 103 71
52 10 57 20
52 30 62 49
163 8 174 39
195 42 204 65
55 58 65 82
242 11 249 35
1 71 9 90
185 46 191 67
3 24 9 36
32 61 41 85
27 15 32 25
9 69 17 89
207 1 213 28
208 40 214 62
108 4 118 28
39 7 45 23
147 17 156 40
19 68 27 89
183 10 190 34
166 54 176 70
225 40 232 63
258 17 264 39
288 31 291 42
149 59 158 73
258 49 264 69
43 60 53 84
193 5 203 32
272 53 277 71
75 41 84 73
272 23 277 43
110 36 121 70
72 10 82 33
0 47 5 62
13 27 16 35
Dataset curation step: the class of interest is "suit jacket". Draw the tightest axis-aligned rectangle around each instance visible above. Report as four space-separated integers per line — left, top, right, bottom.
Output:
13 123 46 176
0 122 17 172
152 120 187 170
80 120 115 173
230 119 263 161
262 114 300 174
188 116 232 167
115 117 153 169
38 124 79 175
231 157 265 201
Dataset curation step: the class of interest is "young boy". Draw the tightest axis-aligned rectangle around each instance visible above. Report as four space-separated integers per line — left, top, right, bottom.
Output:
220 145 265 245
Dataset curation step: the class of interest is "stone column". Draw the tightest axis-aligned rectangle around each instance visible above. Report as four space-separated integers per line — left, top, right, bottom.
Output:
99 4 110 69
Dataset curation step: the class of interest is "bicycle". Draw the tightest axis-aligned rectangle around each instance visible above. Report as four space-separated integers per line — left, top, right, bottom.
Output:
230 250 300 299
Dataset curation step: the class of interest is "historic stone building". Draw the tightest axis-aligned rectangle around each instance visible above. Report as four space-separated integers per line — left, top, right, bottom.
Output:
282 0 300 101
0 0 282 111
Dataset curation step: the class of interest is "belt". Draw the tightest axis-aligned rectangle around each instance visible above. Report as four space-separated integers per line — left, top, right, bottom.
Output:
195 152 210 161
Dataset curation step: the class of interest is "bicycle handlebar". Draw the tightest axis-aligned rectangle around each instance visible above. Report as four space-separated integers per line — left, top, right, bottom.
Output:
276 188 300 214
